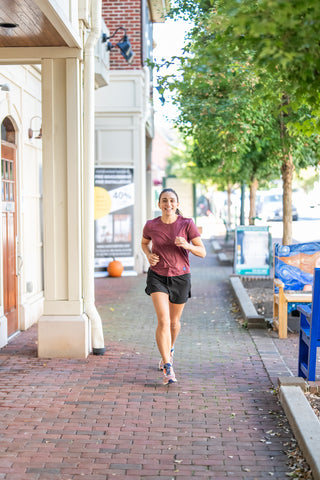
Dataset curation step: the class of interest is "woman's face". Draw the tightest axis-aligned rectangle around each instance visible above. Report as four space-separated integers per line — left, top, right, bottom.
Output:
159 191 179 215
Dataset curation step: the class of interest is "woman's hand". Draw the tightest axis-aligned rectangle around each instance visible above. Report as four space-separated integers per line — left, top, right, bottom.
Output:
141 237 160 266
175 236 189 249
175 236 206 258
148 252 160 266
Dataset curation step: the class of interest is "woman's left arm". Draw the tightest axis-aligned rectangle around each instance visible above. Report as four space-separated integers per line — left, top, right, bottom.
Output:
175 236 206 258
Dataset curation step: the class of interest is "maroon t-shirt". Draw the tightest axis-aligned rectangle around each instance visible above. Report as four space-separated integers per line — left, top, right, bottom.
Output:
142 215 201 276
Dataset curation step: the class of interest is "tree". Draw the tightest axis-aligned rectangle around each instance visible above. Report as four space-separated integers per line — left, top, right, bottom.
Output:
156 0 320 243
170 0 320 119
214 0 320 130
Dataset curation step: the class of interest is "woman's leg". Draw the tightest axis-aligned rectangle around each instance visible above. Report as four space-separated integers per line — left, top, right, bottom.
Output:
169 302 185 349
151 292 172 364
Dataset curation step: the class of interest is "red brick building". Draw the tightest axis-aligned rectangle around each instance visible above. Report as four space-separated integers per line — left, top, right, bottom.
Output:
102 0 168 69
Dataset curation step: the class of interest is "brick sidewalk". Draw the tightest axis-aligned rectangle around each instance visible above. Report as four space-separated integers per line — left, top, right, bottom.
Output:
0 241 299 479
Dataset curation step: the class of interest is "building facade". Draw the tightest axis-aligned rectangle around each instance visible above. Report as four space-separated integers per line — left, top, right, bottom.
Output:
95 0 169 275
0 0 107 357
0 0 168 357
0 65 43 346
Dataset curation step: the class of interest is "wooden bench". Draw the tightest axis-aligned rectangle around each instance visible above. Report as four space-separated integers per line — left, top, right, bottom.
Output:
273 242 320 339
273 279 312 339
297 268 320 381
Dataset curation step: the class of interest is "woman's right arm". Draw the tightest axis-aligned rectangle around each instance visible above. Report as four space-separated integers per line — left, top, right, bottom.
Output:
141 237 160 266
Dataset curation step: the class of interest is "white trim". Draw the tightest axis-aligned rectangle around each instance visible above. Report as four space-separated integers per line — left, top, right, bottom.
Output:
0 47 82 64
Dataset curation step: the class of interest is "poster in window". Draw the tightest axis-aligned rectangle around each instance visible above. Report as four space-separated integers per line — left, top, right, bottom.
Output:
94 167 135 276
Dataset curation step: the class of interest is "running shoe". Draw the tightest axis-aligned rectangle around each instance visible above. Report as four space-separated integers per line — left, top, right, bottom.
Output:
158 347 174 371
163 363 177 385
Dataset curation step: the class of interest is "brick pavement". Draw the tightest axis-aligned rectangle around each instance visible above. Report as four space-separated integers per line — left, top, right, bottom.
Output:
0 240 299 479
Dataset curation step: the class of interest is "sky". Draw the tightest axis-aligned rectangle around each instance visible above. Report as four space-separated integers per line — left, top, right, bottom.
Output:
152 17 192 128
153 16 191 61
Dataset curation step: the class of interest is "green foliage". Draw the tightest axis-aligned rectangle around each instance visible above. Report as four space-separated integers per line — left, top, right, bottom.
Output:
205 0 320 133
156 0 320 193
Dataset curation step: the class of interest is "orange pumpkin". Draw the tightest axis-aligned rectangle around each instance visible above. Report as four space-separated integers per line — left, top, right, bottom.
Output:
107 259 124 277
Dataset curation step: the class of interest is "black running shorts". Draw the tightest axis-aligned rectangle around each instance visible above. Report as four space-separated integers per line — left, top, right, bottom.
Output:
145 269 191 304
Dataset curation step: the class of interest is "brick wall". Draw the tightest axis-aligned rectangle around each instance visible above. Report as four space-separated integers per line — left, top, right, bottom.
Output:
102 0 142 70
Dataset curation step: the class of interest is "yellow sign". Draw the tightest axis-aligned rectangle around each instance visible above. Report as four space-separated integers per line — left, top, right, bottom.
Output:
94 186 112 220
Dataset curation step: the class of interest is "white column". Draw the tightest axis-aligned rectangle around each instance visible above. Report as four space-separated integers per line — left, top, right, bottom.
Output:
38 57 90 358
134 69 148 274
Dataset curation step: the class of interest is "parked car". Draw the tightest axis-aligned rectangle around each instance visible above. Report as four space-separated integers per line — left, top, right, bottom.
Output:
256 192 298 221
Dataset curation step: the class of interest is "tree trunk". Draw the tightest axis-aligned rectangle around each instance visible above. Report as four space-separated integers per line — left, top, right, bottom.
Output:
249 178 259 225
281 153 293 245
279 103 293 246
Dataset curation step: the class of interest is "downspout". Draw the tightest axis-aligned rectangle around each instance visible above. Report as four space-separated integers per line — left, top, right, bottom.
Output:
83 0 106 355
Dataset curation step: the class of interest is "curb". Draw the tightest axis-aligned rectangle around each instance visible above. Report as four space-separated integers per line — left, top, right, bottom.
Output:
229 275 266 328
279 385 320 480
